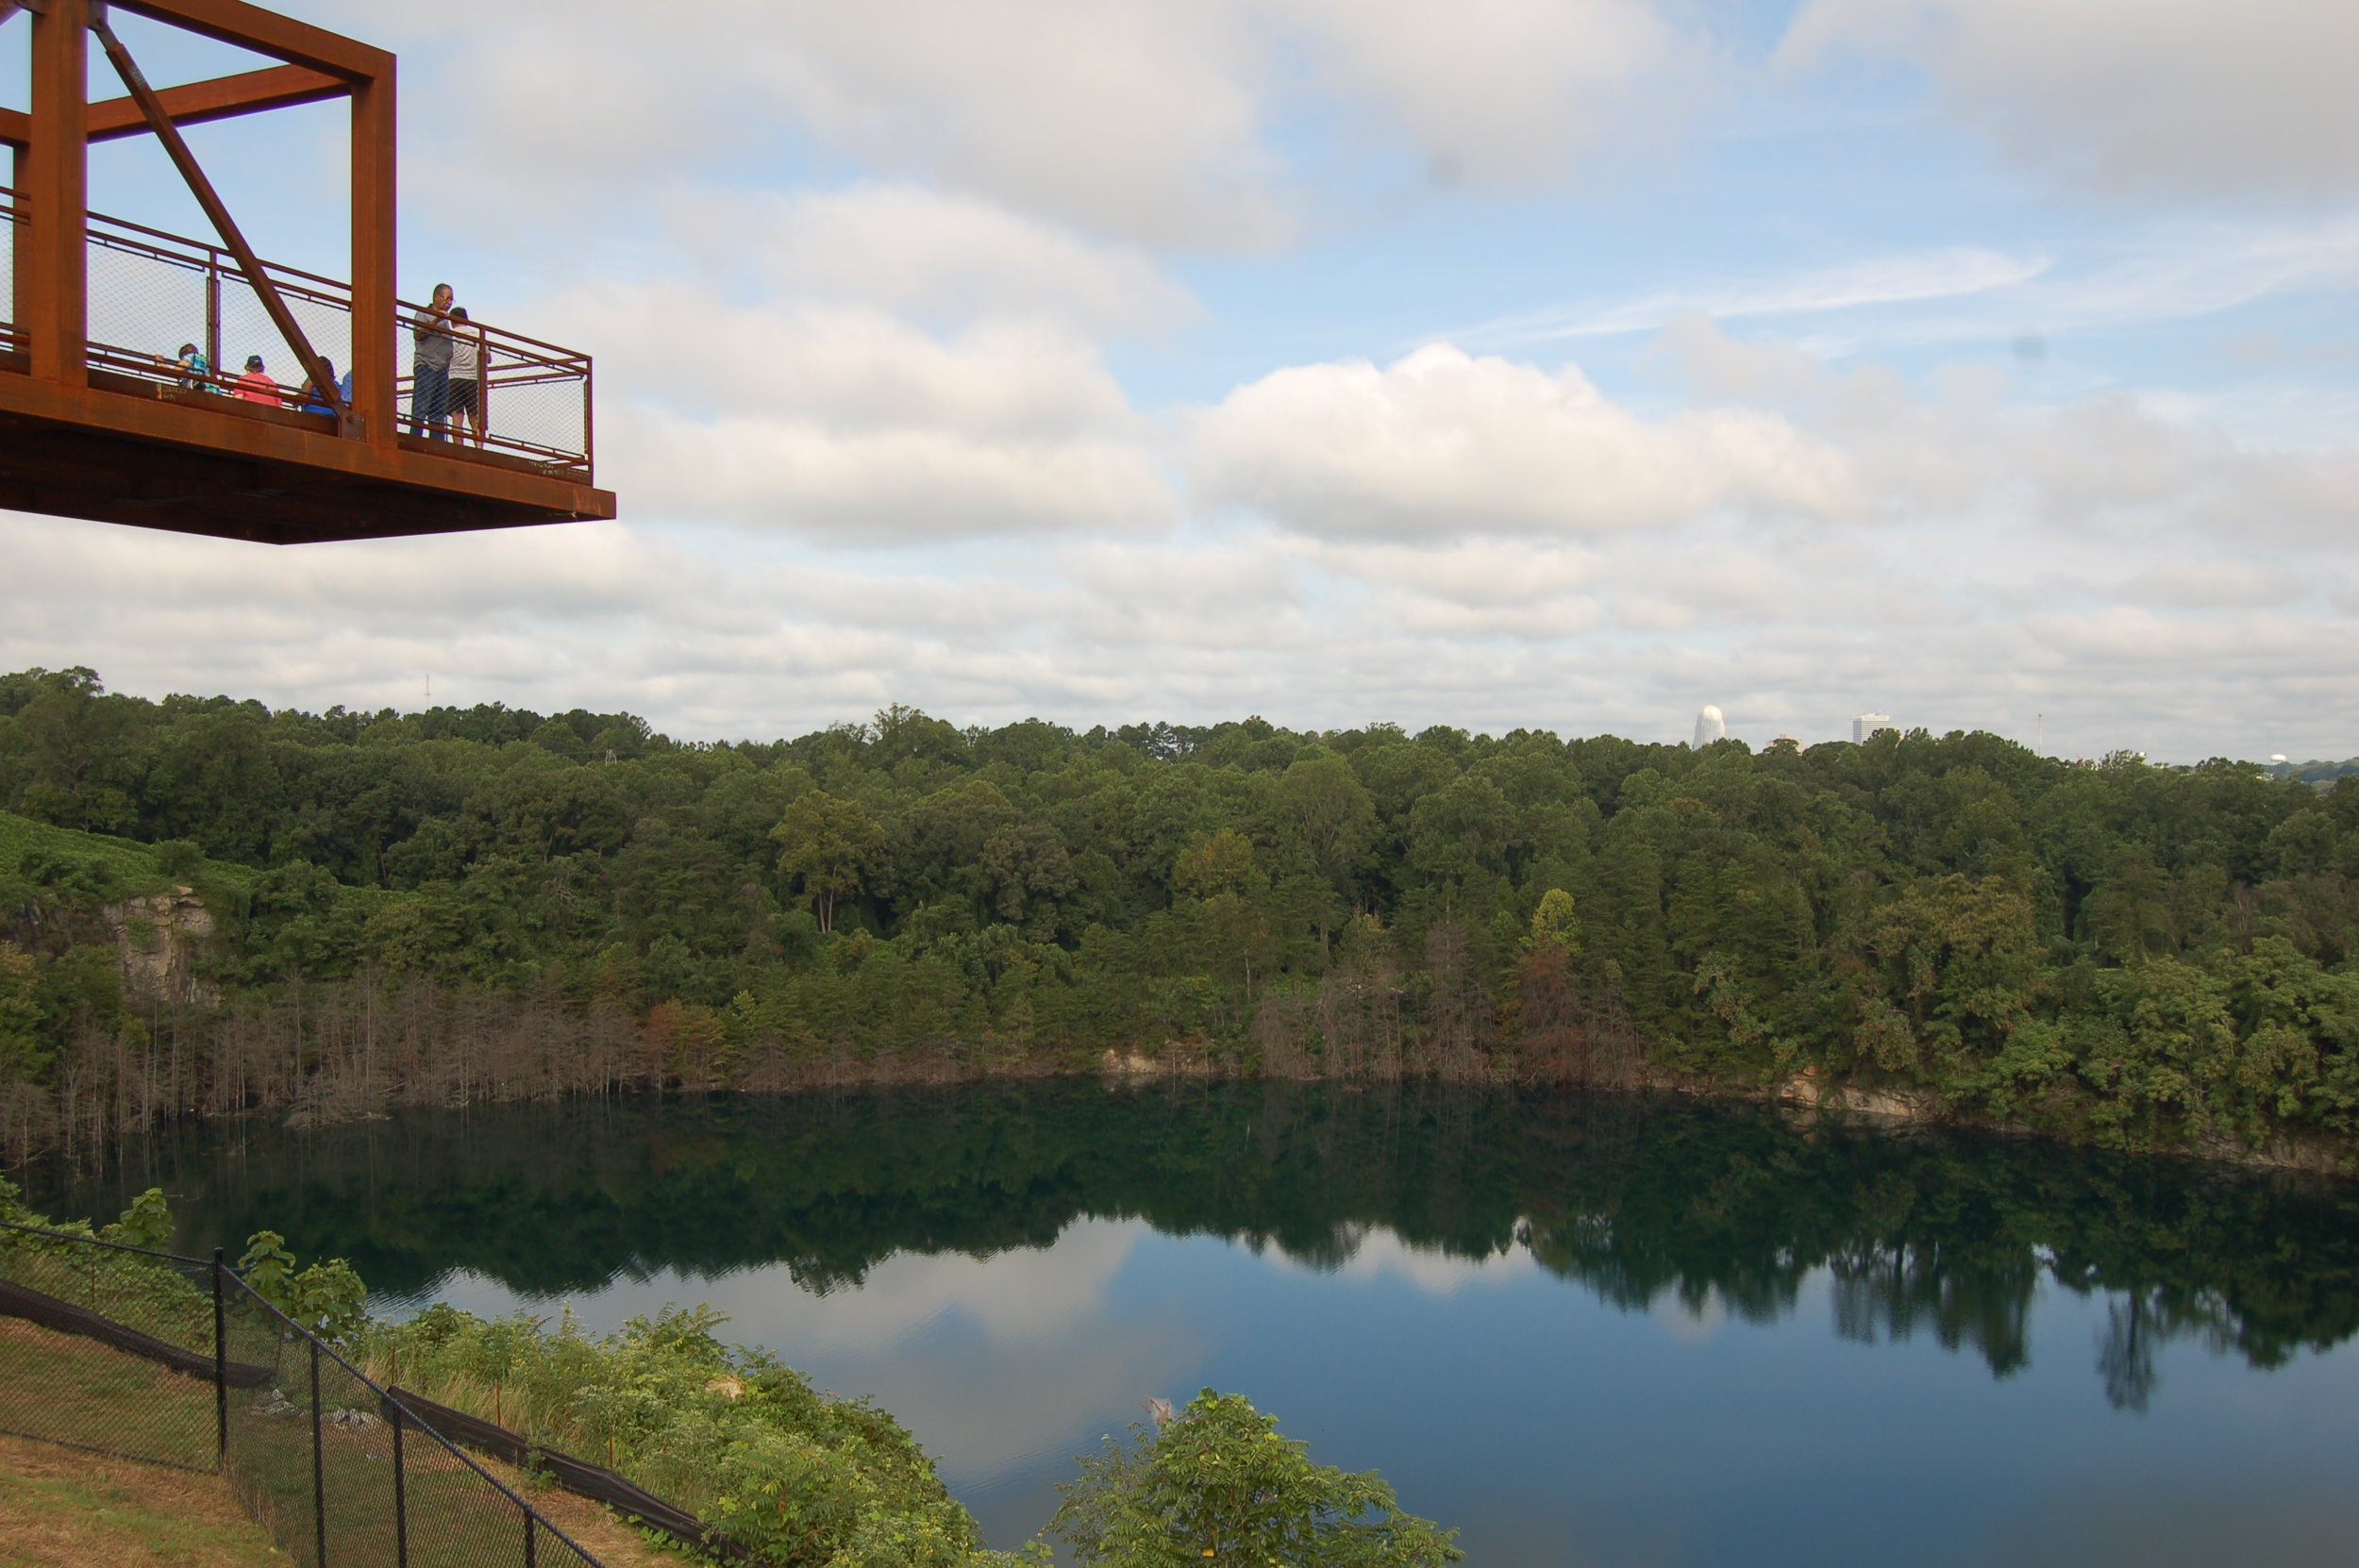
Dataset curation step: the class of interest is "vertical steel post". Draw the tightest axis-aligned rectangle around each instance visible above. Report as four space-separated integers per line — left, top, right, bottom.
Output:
524 1505 537 1568
211 1249 228 1468
348 55 396 448
391 1399 408 1568
205 252 222 389
24 0 88 388
309 1336 327 1568
8 142 21 345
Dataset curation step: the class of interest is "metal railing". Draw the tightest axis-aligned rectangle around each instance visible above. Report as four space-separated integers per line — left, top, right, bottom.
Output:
0 1220 604 1568
0 185 593 477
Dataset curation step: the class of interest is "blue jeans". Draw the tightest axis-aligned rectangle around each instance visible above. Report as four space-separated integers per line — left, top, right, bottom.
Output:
410 365 449 437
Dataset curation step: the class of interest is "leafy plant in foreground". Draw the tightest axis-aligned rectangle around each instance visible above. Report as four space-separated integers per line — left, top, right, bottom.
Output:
1048 1389 1461 1568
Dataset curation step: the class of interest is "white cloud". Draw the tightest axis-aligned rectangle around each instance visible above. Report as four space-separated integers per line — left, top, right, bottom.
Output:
1451 248 2050 351
1778 0 2359 201
9 323 2359 759
615 410 1176 542
1190 343 1860 538
305 0 1709 249
1268 0 1702 188
523 284 1178 541
688 185 1198 337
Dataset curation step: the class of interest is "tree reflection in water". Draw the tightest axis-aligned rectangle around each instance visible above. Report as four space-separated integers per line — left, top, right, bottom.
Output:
34 1081 2359 1401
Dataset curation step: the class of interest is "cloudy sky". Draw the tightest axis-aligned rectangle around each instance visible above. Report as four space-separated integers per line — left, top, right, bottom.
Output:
6 0 2356 758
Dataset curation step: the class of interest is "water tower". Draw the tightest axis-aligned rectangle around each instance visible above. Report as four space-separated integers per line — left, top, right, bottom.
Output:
1693 705 1725 748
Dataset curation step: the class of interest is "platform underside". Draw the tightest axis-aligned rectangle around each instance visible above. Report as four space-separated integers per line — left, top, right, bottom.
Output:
0 373 614 546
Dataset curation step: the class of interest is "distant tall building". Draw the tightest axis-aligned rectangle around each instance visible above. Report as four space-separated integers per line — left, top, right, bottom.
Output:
1853 712 1894 743
1694 705 1726 748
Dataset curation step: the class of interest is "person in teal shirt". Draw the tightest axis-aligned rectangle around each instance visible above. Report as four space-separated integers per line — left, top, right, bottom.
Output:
172 342 214 392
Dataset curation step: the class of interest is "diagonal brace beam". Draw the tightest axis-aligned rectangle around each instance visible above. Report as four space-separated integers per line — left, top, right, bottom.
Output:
91 63 347 143
0 64 348 151
88 5 346 422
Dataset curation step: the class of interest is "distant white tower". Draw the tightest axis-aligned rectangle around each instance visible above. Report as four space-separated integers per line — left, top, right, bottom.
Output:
1694 705 1726 748
1853 712 1894 743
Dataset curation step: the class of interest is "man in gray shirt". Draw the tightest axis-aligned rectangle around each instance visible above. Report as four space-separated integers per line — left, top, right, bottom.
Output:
411 282 455 439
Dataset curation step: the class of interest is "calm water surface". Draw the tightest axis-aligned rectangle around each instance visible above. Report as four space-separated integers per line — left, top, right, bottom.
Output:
29 1084 2359 1566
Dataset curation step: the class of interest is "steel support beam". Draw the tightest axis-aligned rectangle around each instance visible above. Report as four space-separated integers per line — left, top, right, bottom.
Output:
0 65 349 150
109 0 388 80
23 0 87 388
349 58 396 449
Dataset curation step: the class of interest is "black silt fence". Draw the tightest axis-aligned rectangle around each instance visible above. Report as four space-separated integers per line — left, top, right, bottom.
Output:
0 1220 604 1568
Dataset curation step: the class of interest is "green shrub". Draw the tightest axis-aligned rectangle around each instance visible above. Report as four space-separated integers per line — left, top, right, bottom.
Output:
361 1303 1028 1567
1047 1390 1460 1568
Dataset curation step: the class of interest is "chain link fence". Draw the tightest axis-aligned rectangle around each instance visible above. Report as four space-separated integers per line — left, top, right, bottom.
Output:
0 1220 605 1568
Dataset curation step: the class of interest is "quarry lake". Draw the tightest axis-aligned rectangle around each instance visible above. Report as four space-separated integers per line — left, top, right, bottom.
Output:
30 1083 2359 1566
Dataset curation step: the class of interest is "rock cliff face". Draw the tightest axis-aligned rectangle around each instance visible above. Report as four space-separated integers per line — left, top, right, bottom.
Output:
103 887 219 1006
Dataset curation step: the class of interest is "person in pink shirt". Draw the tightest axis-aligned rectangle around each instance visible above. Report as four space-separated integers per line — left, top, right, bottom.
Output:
234 355 277 405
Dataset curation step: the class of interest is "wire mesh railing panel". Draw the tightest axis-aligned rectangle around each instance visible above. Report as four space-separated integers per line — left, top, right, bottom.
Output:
0 1225 220 1472
0 187 20 355
481 346 592 469
395 304 591 472
217 268 355 406
86 232 215 387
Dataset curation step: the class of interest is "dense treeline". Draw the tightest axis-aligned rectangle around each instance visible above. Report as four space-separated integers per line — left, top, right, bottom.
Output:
3 664 2358 1165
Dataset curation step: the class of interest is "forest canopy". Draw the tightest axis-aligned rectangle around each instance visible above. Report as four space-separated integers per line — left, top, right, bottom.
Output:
3 665 2357 1162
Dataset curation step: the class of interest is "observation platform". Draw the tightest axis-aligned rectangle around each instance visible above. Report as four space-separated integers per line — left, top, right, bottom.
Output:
0 0 615 545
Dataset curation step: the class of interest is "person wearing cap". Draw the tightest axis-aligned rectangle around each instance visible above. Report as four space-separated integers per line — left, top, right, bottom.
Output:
234 355 278 405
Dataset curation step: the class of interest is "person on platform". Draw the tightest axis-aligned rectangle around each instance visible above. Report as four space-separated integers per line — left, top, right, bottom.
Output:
234 354 278 405
445 307 483 445
411 282 455 439
297 358 353 418
171 342 214 392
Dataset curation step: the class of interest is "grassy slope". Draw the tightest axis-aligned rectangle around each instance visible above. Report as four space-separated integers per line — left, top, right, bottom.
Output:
0 811 256 898
0 1432 284 1568
0 810 405 912
0 1314 676 1568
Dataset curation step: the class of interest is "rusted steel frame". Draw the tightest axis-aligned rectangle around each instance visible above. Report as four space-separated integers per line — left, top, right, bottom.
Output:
87 7 345 421
349 55 394 450
23 0 86 388
0 376 616 520
2 66 351 151
89 62 347 142
108 0 386 81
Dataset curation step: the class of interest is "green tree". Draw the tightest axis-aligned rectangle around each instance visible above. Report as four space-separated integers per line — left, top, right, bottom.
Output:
1525 889 1581 956
772 791 885 933
1047 1389 1460 1568
0 942 42 1084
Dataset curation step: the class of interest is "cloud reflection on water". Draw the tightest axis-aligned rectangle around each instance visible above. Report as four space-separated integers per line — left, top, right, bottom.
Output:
438 1216 1203 1488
